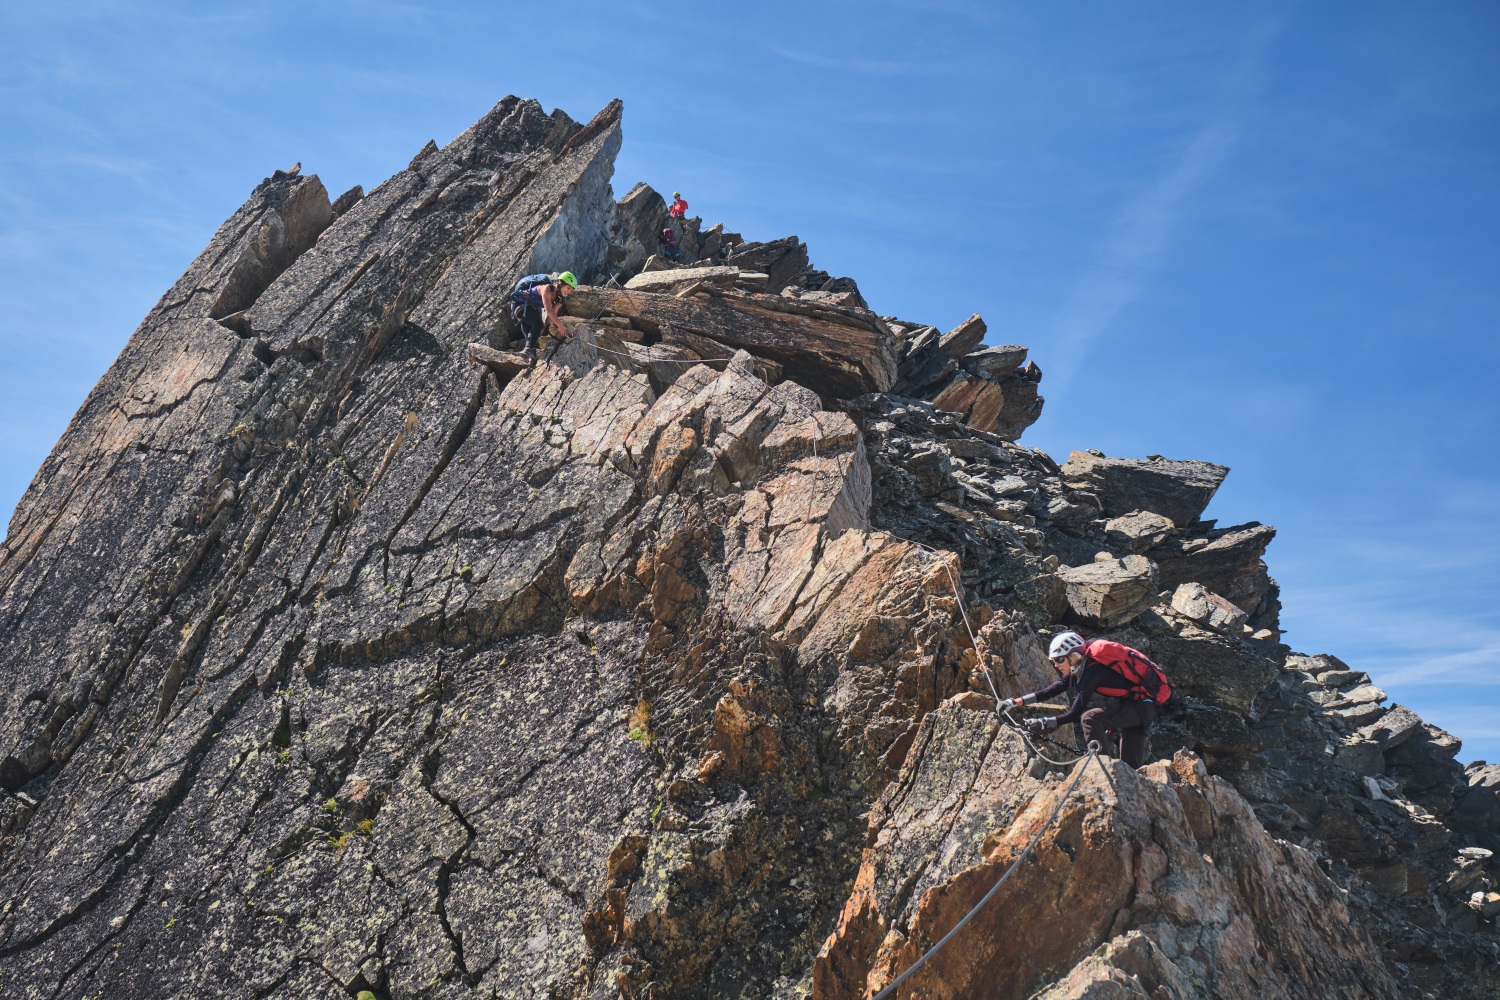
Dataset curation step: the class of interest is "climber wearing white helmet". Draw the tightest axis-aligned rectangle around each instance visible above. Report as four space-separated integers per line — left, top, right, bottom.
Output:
1011 631 1173 769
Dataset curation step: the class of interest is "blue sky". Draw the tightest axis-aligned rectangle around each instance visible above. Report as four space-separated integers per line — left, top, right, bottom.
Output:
2 2 1497 760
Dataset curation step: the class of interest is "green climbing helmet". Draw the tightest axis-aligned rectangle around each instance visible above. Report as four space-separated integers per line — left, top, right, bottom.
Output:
557 271 578 289
672 191 681 198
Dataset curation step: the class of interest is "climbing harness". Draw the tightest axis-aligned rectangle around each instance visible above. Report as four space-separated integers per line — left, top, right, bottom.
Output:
869 741 1103 1000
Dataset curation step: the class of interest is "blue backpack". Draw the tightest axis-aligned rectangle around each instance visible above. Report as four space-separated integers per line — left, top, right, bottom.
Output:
510 273 552 306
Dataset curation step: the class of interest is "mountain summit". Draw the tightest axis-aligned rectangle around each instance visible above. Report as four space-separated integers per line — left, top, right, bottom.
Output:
1 98 1495 999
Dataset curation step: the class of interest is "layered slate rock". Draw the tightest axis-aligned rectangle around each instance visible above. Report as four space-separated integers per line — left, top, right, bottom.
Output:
567 285 899 399
1061 450 1230 527
1 96 1497 1000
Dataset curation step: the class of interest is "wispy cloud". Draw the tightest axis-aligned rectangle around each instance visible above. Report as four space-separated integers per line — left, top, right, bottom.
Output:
1043 23 1281 390
1378 638 1500 687
767 44 987 81
1281 573 1500 690
1045 123 1239 388
769 46 939 78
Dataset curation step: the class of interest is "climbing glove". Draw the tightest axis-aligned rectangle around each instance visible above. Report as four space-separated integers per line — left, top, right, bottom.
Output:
1023 717 1056 735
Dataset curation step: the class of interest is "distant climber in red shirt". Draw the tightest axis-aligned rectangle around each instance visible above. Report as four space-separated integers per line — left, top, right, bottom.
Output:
668 191 688 219
1011 631 1172 768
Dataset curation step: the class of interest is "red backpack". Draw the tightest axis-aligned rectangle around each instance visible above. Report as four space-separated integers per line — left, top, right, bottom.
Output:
1084 640 1172 704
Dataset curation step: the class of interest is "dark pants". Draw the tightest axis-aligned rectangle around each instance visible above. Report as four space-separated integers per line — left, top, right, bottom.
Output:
512 301 544 352
1081 699 1156 769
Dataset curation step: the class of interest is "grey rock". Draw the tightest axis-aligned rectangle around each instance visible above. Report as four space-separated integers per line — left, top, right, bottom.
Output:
723 235 808 293
623 264 740 294
1358 704 1425 750
959 344 1028 379
1338 738 1387 777
1061 451 1230 526
1362 860 1409 898
1451 764 1500 840
1150 522 1278 624
1103 510 1175 553
1171 581 1250 634
1345 684 1389 705
1317 669 1369 688
1056 554 1159 627
1150 628 1279 714
1336 701 1387 727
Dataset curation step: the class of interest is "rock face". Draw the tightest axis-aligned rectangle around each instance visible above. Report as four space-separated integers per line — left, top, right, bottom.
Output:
813 704 1400 1000
1 97 1497 1000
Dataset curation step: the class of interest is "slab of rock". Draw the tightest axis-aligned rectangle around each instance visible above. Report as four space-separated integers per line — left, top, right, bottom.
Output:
568 285 897 398
959 344 1028 379
888 341 948 395
1335 702 1386 727
971 372 1044 441
467 341 531 376
1102 510 1174 553
1451 764 1500 841
1356 704 1424 749
1061 451 1230 527
1390 725 1466 814
723 234 809 293
1316 669 1368 688
937 312 986 360
1287 652 1355 677
616 180 668 249
623 264 740 294
1344 683 1388 705
1171 581 1250 633
1057 554 1159 627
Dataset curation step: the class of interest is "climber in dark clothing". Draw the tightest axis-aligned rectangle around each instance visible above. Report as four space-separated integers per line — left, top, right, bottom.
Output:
659 224 681 261
1011 631 1172 769
509 271 578 362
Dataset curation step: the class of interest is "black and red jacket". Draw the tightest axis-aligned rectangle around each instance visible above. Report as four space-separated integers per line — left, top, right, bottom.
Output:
1025 640 1166 727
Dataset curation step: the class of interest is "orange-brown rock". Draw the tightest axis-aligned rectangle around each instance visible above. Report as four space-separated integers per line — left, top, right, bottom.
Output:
815 700 1401 999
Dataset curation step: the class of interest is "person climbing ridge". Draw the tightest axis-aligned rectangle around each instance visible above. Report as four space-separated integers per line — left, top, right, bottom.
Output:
659 224 681 261
668 190 688 219
508 270 578 364
1012 631 1171 769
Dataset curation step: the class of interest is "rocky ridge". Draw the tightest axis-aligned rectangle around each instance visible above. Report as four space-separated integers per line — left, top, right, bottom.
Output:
0 97 1496 999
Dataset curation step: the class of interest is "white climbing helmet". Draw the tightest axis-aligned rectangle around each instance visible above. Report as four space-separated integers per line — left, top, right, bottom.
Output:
1048 631 1085 662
